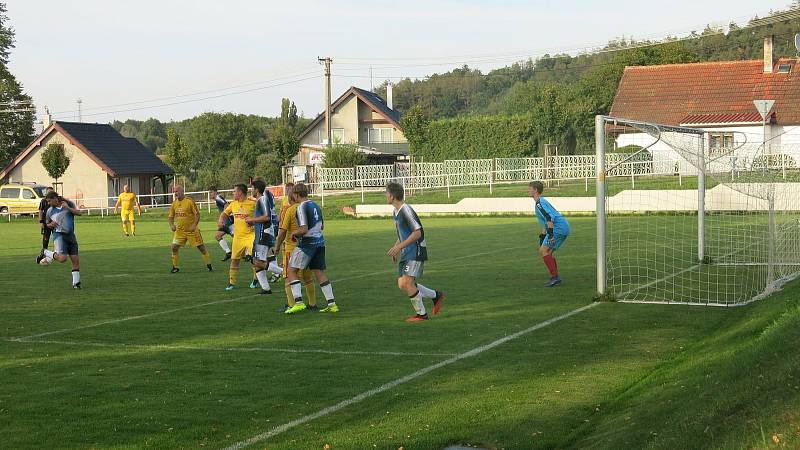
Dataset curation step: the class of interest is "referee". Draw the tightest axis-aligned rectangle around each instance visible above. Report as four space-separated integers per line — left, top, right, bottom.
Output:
38 186 55 250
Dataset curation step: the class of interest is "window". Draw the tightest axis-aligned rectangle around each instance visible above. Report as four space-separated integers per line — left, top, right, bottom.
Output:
22 189 36 199
368 128 393 143
709 132 734 156
778 64 792 73
332 128 345 143
0 188 20 198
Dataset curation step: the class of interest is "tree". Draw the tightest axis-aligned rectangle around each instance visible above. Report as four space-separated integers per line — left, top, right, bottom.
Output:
270 124 300 165
0 3 35 167
322 143 365 168
399 105 430 154
40 143 70 186
164 128 190 175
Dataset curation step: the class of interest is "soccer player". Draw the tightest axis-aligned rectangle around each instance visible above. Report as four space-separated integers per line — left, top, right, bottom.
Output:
284 183 337 314
209 185 234 261
274 186 317 313
38 186 55 250
528 180 570 287
168 185 212 273
219 184 259 291
36 192 83 289
114 184 141 236
385 182 444 322
244 179 276 294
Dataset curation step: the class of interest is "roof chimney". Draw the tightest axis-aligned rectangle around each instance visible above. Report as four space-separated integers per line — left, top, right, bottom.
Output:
764 35 774 73
386 83 393 110
42 106 52 127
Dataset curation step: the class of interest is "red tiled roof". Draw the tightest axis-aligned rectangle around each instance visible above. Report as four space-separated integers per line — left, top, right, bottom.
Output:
680 112 771 125
609 58 800 126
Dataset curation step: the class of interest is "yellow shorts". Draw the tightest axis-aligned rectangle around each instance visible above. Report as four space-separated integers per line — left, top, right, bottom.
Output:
173 230 204 247
121 210 135 222
231 235 255 260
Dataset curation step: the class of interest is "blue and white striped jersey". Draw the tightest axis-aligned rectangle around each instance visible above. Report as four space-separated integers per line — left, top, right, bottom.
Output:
296 200 324 249
394 203 427 262
46 200 77 234
215 194 234 227
535 197 570 235
254 192 274 237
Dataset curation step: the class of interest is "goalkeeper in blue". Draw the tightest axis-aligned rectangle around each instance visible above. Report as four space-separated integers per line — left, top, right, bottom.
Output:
528 180 570 287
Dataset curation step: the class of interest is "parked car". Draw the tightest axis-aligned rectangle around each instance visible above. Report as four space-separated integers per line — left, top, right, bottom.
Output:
0 183 49 214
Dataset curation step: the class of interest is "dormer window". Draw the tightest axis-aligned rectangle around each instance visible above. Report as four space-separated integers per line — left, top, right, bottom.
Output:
778 64 792 73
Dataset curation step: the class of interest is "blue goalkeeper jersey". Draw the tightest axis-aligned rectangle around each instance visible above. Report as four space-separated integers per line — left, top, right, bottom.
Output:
394 203 427 262
46 200 77 235
535 197 570 235
296 200 324 249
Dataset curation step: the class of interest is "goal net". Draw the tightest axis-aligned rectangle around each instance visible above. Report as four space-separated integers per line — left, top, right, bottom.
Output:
596 115 800 306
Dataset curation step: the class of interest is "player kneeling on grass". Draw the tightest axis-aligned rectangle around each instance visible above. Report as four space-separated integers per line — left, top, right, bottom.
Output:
37 192 83 289
385 182 444 322
284 183 337 314
168 185 212 273
219 184 260 292
274 185 317 313
528 180 570 287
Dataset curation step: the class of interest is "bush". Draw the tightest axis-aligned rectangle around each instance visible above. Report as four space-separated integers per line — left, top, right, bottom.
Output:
322 143 366 168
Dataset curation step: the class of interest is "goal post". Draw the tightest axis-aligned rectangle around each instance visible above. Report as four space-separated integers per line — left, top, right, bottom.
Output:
595 115 800 306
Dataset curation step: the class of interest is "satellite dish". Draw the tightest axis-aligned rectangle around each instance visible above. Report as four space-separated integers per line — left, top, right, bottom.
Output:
795 33 800 52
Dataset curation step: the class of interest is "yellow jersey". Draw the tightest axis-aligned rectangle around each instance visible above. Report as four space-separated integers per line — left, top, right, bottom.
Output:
279 203 300 253
118 192 138 211
223 199 256 238
169 197 200 231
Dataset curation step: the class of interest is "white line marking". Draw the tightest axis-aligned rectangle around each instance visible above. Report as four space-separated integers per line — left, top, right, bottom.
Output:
103 274 131 278
4 338 456 357
14 247 523 342
220 302 600 450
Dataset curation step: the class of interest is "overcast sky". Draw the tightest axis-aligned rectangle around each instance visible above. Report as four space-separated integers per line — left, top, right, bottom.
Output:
5 0 793 124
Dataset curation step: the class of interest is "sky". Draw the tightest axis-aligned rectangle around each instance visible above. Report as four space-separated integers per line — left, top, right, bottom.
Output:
4 0 794 124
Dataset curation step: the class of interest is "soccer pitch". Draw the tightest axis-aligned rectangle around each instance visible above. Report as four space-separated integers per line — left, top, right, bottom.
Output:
1 214 799 449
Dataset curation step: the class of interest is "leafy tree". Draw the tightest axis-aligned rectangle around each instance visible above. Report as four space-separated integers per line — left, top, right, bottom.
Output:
217 157 249 189
322 143 365 168
0 3 34 167
270 124 300 165
399 105 430 155
164 128 190 175
254 153 283 185
40 143 70 185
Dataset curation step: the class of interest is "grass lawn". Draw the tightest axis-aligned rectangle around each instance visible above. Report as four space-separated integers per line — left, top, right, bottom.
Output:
1 211 798 449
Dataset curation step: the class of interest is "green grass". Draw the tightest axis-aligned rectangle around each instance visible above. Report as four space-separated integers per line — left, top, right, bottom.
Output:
1 213 798 449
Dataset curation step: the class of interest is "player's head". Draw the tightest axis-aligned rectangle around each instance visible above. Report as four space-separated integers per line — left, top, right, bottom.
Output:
292 183 309 201
284 182 294 198
45 191 61 207
173 184 185 199
386 182 404 203
251 179 266 196
208 185 218 197
233 183 248 201
528 181 544 199
45 186 54 194
123 184 130 193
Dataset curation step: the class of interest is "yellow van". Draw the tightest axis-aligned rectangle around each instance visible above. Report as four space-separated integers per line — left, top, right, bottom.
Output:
0 183 49 214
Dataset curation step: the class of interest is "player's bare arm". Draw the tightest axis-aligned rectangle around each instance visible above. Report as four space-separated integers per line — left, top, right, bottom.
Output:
388 229 421 258
292 224 309 239
168 215 176 232
187 212 200 232
113 197 121 213
63 201 83 216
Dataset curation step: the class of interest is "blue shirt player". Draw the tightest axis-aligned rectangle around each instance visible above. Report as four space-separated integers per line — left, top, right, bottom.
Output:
209 186 234 261
529 180 570 287
36 192 83 289
247 180 283 290
285 183 337 314
386 182 445 322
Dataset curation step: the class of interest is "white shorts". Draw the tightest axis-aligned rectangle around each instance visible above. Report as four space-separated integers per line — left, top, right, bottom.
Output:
253 243 271 262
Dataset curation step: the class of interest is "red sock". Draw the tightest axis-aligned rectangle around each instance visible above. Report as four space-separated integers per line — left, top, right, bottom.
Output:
543 254 558 277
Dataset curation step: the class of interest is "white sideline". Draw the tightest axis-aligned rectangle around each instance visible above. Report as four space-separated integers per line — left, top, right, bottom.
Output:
5 338 456 357
220 302 600 450
13 246 522 342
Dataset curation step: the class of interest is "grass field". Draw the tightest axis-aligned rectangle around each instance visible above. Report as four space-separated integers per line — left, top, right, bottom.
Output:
1 211 799 449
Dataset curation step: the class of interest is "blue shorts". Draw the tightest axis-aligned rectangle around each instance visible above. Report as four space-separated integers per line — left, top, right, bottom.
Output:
54 232 79 256
542 232 568 252
289 246 326 270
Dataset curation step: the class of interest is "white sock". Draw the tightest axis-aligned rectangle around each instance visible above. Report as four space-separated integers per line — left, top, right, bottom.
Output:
417 283 436 299
218 239 231 253
410 293 426 316
44 249 55 263
255 269 271 291
71 270 80 285
268 261 283 275
290 280 303 301
320 281 335 303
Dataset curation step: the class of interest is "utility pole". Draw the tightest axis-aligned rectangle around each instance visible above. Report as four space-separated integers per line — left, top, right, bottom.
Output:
76 98 83 122
318 57 332 148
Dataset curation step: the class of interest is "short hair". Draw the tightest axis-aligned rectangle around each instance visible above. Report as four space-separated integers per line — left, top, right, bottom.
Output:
529 180 544 194
285 182 295 187
234 183 248 195
386 182 404 201
45 191 59 200
251 179 267 195
292 183 309 198
208 185 218 192
46 186 54 192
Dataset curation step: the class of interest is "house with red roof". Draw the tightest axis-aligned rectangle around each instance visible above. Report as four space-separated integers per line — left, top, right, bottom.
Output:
609 36 800 171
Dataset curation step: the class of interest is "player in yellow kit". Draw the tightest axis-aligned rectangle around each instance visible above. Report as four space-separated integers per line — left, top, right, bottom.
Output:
114 184 141 236
274 184 317 313
168 185 212 273
219 183 257 291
